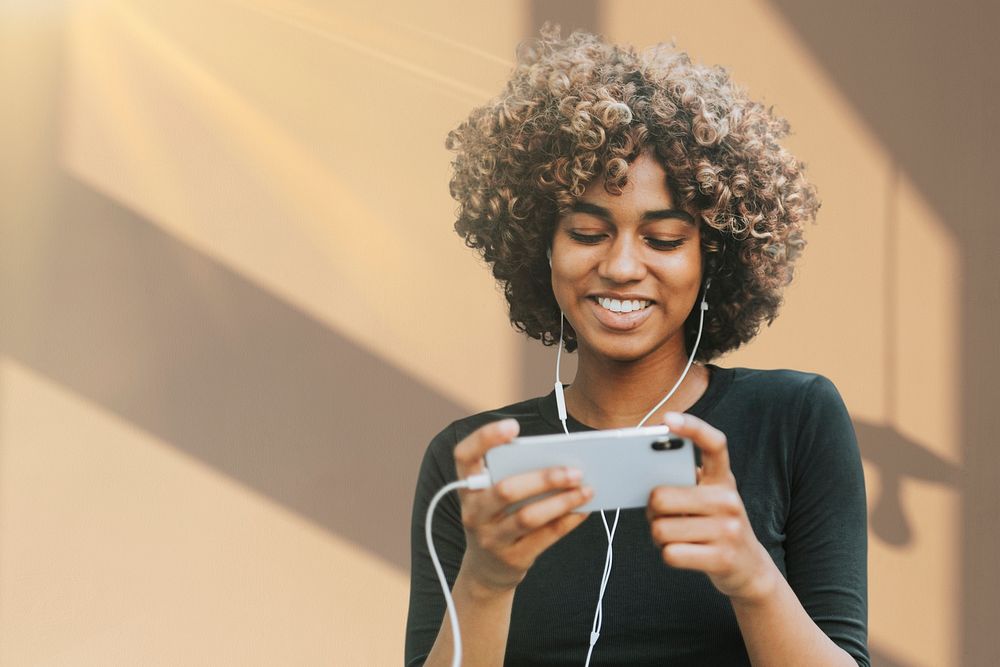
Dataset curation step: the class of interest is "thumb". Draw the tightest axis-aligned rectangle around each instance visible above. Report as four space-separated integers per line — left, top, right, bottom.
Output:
664 412 731 485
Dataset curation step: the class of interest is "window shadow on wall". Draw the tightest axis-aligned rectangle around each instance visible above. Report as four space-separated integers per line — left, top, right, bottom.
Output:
854 421 962 546
752 0 1000 666
763 3 999 664
524 1 995 664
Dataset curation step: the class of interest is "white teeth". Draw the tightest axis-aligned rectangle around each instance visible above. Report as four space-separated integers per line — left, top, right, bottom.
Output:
597 298 649 313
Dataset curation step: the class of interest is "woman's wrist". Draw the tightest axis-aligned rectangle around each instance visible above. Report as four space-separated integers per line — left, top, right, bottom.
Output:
422 562 517 667
727 544 781 608
455 560 521 602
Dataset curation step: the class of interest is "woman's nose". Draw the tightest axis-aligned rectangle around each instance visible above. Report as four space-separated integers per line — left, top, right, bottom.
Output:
598 237 647 283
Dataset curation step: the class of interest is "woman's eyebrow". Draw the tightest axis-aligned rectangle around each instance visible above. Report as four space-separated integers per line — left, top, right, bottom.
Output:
569 201 695 225
642 208 696 225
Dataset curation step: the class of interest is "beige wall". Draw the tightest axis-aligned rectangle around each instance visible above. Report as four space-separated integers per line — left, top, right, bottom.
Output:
1 0 995 665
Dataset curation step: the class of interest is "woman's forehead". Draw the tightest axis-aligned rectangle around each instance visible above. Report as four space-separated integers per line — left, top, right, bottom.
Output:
577 153 676 210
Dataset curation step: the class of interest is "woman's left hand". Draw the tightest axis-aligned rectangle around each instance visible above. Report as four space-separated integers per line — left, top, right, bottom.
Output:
646 412 777 604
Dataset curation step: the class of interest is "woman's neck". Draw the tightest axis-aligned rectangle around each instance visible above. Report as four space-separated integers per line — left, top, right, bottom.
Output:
562 345 709 429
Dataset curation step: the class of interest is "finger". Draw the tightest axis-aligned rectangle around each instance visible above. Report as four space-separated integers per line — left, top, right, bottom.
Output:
467 466 584 525
509 510 590 560
696 465 704 484
453 419 519 479
495 486 593 543
664 412 731 484
492 466 583 509
649 516 742 546
660 543 732 574
648 485 743 518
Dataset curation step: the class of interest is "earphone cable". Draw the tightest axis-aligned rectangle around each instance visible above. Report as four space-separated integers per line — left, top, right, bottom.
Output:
568 279 711 666
425 472 490 667
424 281 711 666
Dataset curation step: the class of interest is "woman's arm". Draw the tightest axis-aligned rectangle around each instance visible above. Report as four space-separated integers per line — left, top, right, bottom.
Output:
420 569 516 667
648 396 868 667
730 565 859 667
407 419 591 666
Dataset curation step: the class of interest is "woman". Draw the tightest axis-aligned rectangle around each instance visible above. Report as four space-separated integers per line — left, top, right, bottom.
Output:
406 27 868 667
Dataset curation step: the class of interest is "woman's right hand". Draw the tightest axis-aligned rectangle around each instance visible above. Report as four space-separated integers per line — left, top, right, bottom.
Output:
453 418 592 593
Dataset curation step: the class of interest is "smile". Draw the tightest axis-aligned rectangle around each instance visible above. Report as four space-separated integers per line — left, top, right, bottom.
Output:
588 297 655 331
594 297 651 313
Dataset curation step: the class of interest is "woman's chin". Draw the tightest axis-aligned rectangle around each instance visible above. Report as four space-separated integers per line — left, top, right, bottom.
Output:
575 326 688 366
581 337 658 365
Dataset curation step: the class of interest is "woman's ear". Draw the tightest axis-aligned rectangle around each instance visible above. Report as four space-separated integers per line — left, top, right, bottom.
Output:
700 226 726 282
703 252 718 280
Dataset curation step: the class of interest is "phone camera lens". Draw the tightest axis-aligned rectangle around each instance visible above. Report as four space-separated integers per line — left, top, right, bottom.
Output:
651 437 685 451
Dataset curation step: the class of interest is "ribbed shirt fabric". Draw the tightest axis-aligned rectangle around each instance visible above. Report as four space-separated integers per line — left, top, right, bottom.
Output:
406 365 870 666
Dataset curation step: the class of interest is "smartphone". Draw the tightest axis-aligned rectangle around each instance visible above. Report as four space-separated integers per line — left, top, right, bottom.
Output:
484 425 696 513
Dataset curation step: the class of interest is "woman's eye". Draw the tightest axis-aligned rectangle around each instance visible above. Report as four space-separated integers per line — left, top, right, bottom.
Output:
646 238 684 251
568 231 606 244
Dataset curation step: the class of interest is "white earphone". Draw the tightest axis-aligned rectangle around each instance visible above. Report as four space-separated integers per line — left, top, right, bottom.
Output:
553 277 711 667
425 250 714 667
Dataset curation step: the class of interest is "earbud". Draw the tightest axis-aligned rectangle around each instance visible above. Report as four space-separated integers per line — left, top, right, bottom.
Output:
554 312 567 425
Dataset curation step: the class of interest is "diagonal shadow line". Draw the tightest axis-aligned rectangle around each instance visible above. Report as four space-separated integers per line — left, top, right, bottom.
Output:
0 171 466 572
869 644 916 667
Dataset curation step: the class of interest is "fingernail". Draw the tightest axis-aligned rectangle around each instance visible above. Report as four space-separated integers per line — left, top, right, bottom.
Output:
664 412 684 429
566 467 582 482
499 418 519 434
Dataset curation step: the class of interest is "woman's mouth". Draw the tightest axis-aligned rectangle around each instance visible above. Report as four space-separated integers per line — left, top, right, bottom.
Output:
588 296 654 331
594 297 651 313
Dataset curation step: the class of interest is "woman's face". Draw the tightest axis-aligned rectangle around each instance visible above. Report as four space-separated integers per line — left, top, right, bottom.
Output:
550 151 703 365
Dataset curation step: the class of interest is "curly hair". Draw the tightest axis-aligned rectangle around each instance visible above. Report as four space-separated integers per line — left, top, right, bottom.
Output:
445 25 820 360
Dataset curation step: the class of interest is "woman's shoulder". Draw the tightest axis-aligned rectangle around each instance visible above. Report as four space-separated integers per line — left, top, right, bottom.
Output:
721 365 840 397
710 365 847 416
723 365 831 385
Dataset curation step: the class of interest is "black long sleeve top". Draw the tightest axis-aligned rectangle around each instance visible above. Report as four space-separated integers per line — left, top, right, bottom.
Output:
406 366 869 666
